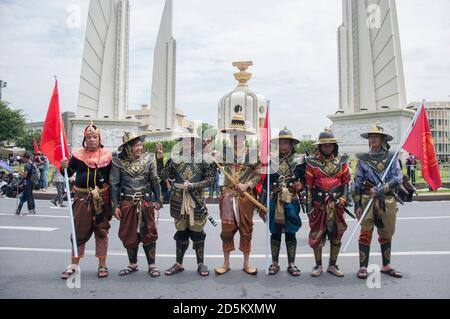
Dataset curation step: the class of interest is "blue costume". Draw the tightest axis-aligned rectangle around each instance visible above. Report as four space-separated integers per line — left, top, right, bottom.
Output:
353 123 404 279
259 128 306 276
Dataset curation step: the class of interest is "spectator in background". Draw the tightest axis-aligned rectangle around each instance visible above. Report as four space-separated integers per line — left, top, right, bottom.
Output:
406 154 417 184
399 175 417 202
40 153 50 191
208 169 219 199
217 170 224 195
8 154 14 166
33 152 44 189
15 152 36 215
51 167 66 207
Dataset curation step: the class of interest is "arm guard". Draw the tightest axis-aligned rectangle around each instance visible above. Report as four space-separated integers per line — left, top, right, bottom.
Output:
109 163 121 211
353 186 362 211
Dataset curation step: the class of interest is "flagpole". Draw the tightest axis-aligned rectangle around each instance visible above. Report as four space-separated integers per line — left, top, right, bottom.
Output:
55 77 78 258
343 100 424 252
264 101 271 275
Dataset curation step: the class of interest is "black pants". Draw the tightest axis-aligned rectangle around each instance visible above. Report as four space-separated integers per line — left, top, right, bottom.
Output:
53 182 65 205
407 167 416 184
17 182 35 213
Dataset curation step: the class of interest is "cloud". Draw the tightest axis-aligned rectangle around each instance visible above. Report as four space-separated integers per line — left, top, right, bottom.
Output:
1 0 449 139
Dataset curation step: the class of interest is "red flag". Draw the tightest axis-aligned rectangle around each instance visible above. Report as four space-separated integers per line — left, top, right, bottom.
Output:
403 104 442 191
40 80 70 171
256 105 270 193
33 138 40 154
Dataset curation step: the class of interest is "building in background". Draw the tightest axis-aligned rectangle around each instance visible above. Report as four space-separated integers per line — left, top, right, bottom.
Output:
329 0 414 156
408 102 450 162
70 0 139 151
147 0 177 141
127 105 193 134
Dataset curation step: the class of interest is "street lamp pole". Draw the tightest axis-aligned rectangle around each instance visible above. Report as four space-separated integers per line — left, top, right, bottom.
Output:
0 80 7 101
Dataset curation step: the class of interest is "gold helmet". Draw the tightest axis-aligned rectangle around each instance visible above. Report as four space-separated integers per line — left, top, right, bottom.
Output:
82 121 103 148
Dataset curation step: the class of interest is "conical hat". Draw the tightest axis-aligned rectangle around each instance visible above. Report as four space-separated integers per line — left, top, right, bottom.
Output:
221 114 256 135
271 127 300 145
314 131 339 145
118 131 147 152
360 123 393 141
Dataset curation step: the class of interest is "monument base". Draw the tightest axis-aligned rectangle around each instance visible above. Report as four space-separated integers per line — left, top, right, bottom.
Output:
145 130 177 142
328 109 415 158
69 118 140 152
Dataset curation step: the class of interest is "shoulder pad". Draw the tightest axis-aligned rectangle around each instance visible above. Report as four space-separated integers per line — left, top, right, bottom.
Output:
290 153 305 168
339 153 349 163
111 154 122 168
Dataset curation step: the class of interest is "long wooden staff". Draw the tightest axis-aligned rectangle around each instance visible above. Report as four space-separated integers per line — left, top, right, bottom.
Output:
210 156 268 213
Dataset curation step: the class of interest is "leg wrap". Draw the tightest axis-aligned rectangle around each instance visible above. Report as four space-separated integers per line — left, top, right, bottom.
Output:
313 247 322 266
143 242 156 266
126 247 138 265
176 240 189 265
329 241 341 266
380 241 391 267
285 233 297 264
359 243 370 268
270 237 281 264
193 240 205 265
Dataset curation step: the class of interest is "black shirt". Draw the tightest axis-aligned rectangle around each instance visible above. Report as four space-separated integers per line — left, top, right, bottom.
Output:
63 157 111 189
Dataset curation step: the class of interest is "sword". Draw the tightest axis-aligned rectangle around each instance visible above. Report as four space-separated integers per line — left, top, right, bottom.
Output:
210 154 268 213
171 167 218 227
285 160 307 214
367 167 404 205
232 196 239 226
326 191 356 219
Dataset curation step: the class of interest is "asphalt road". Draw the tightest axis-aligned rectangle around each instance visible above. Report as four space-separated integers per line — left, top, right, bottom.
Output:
1 198 450 299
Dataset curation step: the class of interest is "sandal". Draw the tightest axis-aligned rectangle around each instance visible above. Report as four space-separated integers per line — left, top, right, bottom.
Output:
381 268 403 278
268 263 280 275
214 266 231 275
242 267 258 276
60 266 76 280
357 267 368 279
148 266 161 278
165 263 184 276
287 265 301 277
97 266 109 278
119 265 139 276
197 263 209 277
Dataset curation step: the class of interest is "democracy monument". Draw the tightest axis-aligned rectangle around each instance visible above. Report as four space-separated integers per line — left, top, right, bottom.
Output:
66 0 415 156
329 0 415 155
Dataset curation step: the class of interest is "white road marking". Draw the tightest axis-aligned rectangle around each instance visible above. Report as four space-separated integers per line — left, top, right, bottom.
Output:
2 213 450 222
0 226 58 232
0 213 68 219
1 247 450 258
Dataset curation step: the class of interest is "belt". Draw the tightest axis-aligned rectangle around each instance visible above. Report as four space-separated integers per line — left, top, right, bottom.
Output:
120 192 148 231
74 186 108 196
121 192 145 204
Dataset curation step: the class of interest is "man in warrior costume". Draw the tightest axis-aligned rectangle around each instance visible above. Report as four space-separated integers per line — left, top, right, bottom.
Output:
109 131 162 277
214 114 263 276
259 128 306 276
60 122 113 279
353 124 403 279
305 130 350 277
156 128 216 276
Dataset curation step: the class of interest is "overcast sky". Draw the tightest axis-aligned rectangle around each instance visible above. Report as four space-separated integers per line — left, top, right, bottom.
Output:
1 0 449 139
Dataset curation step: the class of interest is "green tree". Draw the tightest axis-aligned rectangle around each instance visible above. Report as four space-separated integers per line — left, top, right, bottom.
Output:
197 122 217 139
296 139 316 156
16 130 42 152
143 140 177 153
0 101 27 143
